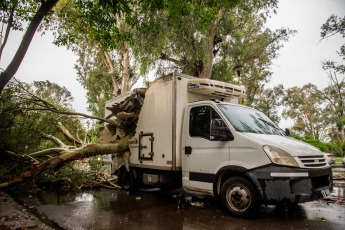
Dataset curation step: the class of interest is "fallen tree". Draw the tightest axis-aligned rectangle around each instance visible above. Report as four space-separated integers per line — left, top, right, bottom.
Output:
0 82 147 189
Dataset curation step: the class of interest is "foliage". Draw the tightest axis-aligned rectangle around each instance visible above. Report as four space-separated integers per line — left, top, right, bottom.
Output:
0 79 84 154
292 134 329 153
251 84 284 124
38 161 97 191
44 0 294 117
320 14 345 156
282 83 325 140
133 0 294 103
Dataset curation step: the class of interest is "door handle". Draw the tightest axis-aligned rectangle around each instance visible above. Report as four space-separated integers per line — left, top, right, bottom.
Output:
185 146 192 155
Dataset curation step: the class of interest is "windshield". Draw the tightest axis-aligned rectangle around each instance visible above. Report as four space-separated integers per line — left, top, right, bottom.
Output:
218 104 284 135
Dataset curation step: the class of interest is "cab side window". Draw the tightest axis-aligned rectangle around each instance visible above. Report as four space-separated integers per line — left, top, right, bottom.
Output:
190 106 221 140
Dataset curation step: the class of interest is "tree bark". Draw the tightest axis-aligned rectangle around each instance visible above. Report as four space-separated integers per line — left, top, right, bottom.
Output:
42 133 68 148
0 138 130 188
57 122 83 145
121 42 130 93
0 0 59 93
0 6 15 61
199 7 225 79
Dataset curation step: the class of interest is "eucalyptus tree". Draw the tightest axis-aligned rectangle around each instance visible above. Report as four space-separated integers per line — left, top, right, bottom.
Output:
0 79 84 154
47 0 247 116
133 0 294 104
252 84 284 124
282 84 325 140
320 14 345 156
0 78 138 188
0 0 60 93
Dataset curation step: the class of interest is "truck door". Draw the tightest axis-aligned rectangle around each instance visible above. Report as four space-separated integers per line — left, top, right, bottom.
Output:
182 105 230 194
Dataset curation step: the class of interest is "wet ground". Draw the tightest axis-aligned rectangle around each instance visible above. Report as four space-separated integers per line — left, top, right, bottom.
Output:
15 182 345 230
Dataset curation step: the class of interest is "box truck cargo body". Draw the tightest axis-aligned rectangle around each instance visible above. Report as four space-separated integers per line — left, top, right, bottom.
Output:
103 73 333 217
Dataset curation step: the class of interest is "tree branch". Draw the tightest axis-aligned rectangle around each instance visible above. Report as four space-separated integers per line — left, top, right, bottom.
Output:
128 73 141 90
42 133 67 148
57 122 83 145
28 148 67 158
0 6 15 61
0 138 130 188
160 53 183 66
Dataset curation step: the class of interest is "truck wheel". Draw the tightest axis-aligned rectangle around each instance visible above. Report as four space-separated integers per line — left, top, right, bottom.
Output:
220 177 261 218
119 167 135 191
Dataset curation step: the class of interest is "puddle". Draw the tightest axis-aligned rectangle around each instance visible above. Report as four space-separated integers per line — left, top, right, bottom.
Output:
15 183 345 230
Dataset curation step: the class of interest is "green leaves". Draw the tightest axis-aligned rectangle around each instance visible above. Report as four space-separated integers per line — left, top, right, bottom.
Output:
0 79 85 154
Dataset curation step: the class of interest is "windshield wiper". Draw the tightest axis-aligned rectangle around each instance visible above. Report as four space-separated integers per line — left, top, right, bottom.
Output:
258 118 282 135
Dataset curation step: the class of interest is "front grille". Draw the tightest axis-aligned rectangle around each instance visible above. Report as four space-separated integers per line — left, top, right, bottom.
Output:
298 155 327 168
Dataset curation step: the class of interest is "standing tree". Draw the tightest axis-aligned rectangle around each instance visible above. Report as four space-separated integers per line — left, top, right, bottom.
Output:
0 0 59 93
133 0 294 105
282 84 325 140
252 84 284 124
320 14 345 156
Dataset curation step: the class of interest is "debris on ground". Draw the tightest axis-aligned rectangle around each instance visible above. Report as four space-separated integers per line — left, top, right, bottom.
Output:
0 192 52 229
324 197 345 205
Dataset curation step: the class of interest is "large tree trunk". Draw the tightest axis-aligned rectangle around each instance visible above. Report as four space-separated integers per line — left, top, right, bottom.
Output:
0 139 130 188
199 7 225 79
0 0 59 93
199 36 215 79
121 42 130 93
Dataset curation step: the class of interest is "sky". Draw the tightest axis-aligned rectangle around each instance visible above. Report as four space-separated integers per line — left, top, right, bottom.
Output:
1 0 345 128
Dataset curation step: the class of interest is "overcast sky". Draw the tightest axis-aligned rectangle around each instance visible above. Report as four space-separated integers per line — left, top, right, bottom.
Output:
1 0 344 128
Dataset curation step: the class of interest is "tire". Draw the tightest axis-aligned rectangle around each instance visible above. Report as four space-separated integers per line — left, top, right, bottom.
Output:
119 167 135 191
220 176 261 218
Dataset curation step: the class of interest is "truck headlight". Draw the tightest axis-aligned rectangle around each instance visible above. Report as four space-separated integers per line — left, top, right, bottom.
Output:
263 145 299 167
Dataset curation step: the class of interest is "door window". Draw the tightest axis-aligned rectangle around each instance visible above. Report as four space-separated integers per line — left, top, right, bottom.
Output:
189 106 221 140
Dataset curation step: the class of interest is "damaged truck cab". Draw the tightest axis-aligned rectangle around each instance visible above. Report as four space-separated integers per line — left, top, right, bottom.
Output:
103 73 333 218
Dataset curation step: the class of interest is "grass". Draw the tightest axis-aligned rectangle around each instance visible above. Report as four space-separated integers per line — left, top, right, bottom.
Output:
335 157 344 163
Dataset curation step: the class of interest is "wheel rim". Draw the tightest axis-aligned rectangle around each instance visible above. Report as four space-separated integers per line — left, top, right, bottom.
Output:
226 183 252 212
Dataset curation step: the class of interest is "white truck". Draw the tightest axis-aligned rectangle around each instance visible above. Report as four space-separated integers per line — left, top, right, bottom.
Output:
103 73 333 217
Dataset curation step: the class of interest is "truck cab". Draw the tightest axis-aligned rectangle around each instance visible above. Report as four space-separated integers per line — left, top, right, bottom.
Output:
181 100 332 217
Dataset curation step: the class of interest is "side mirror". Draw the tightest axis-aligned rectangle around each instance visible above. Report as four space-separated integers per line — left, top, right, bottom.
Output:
210 118 234 141
285 128 291 137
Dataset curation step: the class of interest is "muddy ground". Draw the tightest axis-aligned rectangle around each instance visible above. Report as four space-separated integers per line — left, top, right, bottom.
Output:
6 178 344 230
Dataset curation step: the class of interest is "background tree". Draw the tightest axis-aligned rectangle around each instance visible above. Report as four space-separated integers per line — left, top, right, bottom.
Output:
320 14 345 156
0 0 59 93
133 0 294 105
252 84 284 124
282 84 325 140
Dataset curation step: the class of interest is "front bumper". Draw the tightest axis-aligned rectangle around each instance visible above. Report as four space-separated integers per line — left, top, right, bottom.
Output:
247 165 333 204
